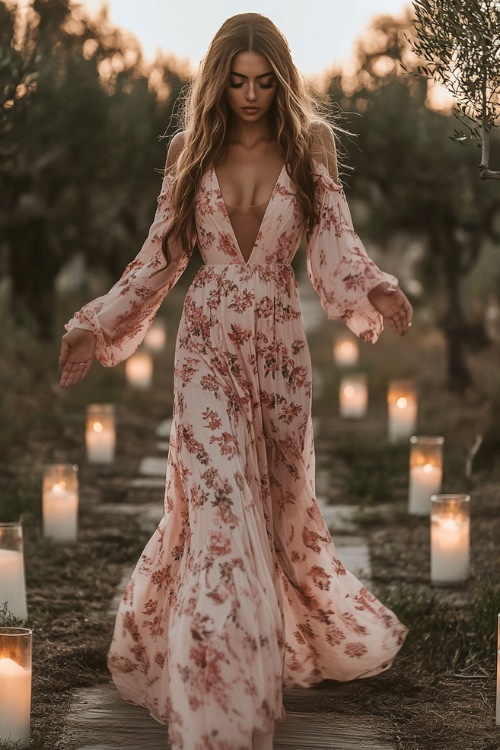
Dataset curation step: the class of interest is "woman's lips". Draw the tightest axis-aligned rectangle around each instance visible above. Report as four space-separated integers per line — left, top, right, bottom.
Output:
243 107 259 113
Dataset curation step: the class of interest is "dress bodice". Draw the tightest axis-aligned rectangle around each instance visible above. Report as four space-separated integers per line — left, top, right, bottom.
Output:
195 166 304 266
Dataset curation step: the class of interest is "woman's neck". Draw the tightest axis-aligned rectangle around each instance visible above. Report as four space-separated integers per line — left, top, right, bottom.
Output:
226 118 275 151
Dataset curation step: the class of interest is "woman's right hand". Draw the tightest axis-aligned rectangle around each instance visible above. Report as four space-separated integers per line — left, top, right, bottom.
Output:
59 328 97 389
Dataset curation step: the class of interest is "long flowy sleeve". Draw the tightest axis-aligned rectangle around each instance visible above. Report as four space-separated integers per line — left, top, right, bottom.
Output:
306 161 398 343
66 172 194 366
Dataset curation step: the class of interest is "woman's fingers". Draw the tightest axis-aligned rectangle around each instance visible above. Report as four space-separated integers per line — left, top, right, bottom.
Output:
59 338 70 367
388 293 413 336
58 329 96 388
60 359 92 389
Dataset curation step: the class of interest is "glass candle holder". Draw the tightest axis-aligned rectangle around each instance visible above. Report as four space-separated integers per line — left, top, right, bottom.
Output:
0 524 27 620
0 627 32 747
42 464 79 544
86 404 116 464
333 337 359 368
144 319 167 352
431 494 470 585
339 373 368 419
125 351 153 390
388 379 418 443
408 436 444 515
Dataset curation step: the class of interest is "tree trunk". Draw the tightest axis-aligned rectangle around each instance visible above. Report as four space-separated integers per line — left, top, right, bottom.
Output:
431 218 473 393
8 217 57 340
441 267 472 392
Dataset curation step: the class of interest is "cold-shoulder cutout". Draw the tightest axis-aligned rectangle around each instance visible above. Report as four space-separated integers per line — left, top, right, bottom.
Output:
310 121 339 184
166 131 186 172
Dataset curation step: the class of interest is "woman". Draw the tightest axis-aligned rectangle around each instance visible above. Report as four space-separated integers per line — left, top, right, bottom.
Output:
60 13 411 750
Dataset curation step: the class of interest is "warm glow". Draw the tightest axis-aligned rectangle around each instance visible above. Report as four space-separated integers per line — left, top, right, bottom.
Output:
423 463 433 474
80 0 412 78
0 658 24 677
93 421 103 433
396 397 408 409
344 385 356 398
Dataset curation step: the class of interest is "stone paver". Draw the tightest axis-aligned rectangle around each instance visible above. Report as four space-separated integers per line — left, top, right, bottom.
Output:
138 456 168 476
63 684 394 750
155 418 172 438
129 477 165 489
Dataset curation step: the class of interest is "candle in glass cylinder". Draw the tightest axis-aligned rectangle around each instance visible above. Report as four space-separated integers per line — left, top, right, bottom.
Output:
0 524 27 620
125 351 153 389
388 380 418 442
42 464 79 544
333 338 359 368
86 404 116 463
339 374 368 418
144 320 167 352
431 494 470 585
409 436 444 515
0 627 32 748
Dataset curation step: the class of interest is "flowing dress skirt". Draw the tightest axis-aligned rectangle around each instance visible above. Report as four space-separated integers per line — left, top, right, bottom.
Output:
108 263 407 750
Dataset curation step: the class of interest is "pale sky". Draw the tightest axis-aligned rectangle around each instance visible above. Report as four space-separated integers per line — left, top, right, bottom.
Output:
80 0 413 76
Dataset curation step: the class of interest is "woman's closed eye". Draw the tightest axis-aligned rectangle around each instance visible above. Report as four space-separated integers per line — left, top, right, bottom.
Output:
228 81 275 89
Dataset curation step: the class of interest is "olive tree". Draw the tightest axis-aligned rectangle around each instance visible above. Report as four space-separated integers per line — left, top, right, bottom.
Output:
407 0 500 180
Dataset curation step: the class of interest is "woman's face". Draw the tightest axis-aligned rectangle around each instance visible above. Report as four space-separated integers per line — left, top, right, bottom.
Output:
226 51 277 123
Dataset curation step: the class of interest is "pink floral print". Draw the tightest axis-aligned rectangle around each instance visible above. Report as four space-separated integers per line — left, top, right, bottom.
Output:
67 159 406 750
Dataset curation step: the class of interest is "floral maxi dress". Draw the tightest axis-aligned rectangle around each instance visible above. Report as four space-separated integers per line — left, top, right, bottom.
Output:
67 160 408 750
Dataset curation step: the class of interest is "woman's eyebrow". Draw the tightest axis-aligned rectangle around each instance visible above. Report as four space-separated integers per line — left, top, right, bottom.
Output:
229 70 275 79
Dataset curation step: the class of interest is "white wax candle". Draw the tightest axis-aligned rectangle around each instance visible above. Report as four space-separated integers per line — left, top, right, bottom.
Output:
339 380 368 418
431 516 469 584
334 340 359 367
0 550 27 620
409 464 443 515
389 396 417 442
43 483 78 543
144 326 166 351
0 657 31 746
86 420 115 463
125 352 153 389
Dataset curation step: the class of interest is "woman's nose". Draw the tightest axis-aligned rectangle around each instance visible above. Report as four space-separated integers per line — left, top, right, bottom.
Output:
246 83 257 101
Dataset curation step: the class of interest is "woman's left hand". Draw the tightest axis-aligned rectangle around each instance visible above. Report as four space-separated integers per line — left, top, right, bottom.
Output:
368 282 413 336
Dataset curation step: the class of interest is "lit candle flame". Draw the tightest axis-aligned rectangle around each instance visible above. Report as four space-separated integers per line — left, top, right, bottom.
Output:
344 385 355 398
396 397 408 409
93 421 103 433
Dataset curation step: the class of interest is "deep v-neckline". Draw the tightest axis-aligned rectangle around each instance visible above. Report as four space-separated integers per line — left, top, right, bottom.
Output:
212 163 286 264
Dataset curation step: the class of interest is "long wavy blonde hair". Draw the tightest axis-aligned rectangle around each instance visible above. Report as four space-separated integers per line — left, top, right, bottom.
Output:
162 13 334 260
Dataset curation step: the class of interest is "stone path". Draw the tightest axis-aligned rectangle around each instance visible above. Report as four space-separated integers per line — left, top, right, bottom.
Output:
64 683 393 749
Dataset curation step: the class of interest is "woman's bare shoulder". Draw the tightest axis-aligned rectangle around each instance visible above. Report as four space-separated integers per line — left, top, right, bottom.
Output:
166 131 186 171
309 121 339 182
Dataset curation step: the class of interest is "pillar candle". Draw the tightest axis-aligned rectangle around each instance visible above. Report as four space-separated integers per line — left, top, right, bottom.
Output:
388 380 418 442
333 338 359 367
431 495 470 585
125 351 153 389
86 405 116 463
339 374 368 418
408 436 444 515
42 464 79 544
144 321 167 352
0 628 32 748
0 525 27 621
